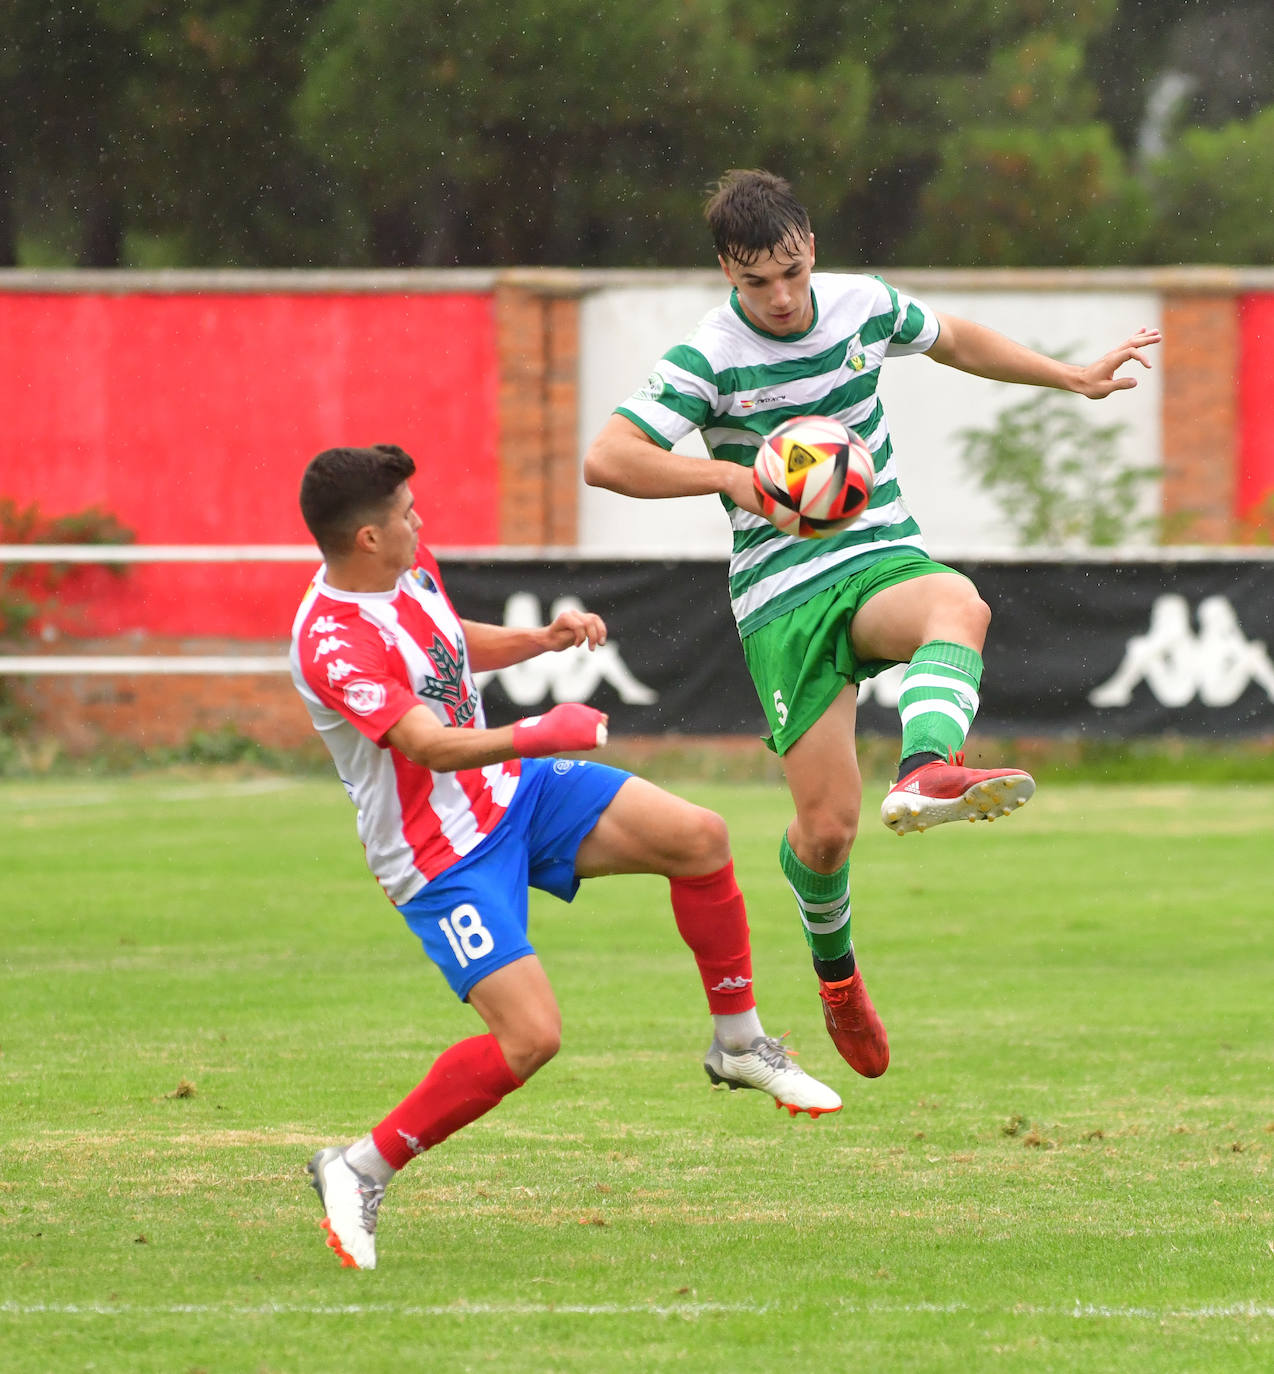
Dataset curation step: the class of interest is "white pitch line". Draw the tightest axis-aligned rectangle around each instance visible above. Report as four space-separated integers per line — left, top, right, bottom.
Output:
2 1299 1273 1320
1 1300 764 1319
3 777 302 810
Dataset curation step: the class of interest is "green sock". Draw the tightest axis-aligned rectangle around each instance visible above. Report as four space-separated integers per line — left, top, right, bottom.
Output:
898 640 984 759
778 833 852 963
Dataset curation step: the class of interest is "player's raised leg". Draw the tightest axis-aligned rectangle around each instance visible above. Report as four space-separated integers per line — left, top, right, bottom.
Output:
575 776 842 1116
779 688 890 1078
851 573 1035 835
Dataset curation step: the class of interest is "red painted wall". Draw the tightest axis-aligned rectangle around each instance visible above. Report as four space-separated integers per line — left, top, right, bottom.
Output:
0 291 498 636
1238 293 1274 521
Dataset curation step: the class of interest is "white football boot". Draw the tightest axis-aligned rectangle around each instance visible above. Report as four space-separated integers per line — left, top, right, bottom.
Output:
703 1035 842 1118
306 1146 384 1270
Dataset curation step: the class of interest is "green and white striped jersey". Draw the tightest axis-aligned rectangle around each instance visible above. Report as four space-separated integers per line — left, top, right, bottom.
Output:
616 272 940 637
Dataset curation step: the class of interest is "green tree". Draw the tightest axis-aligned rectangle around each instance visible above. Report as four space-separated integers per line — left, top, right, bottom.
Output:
1 0 136 265
0 0 342 267
3 0 1270 270
1148 106 1274 264
816 1 1124 265
901 35 1150 265
293 0 876 266
956 388 1159 547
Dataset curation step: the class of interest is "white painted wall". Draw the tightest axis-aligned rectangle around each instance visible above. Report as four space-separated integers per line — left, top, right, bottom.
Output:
577 283 730 556
576 279 1163 557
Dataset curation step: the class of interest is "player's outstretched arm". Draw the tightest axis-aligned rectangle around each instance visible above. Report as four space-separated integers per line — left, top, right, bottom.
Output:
462 609 607 673
386 702 608 771
928 313 1162 400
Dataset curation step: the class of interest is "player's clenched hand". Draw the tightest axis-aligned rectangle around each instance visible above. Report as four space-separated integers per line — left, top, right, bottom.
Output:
721 460 766 516
512 703 609 755
1074 327 1162 399
540 608 607 652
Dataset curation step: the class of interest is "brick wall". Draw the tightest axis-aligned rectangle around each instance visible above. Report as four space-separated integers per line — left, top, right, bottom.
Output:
495 275 580 546
1161 292 1240 543
2 641 315 758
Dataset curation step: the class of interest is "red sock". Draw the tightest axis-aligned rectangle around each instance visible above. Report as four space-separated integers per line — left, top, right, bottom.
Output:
669 861 755 1014
371 1033 522 1170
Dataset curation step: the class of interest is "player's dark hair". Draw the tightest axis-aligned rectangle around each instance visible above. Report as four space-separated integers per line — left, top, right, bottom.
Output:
705 169 811 266
300 444 417 558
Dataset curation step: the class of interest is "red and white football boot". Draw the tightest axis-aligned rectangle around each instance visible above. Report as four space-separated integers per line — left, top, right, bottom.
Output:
881 751 1035 836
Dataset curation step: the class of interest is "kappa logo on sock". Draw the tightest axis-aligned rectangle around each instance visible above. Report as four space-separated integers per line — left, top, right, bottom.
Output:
396 1128 427 1157
710 975 753 993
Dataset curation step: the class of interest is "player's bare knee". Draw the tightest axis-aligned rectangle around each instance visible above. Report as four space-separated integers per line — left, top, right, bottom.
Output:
948 592 991 644
799 811 857 868
679 806 732 874
929 588 991 648
503 1020 562 1080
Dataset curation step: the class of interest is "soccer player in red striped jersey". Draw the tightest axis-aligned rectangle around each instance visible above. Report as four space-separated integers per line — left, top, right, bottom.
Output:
291 444 841 1271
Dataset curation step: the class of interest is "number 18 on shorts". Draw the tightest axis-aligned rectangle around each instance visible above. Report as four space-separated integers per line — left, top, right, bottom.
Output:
436 903 495 968
401 883 535 1001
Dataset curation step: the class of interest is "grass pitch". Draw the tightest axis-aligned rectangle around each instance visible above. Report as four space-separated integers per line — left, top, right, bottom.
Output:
1 770 1272 1373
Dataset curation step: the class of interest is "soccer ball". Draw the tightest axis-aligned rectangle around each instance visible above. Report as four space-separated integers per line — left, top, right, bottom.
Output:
752 416 875 539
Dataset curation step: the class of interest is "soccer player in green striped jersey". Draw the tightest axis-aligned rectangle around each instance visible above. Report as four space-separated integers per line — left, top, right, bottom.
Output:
583 168 1161 1082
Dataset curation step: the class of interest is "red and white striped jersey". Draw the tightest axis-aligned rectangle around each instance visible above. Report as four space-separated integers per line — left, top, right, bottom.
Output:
289 552 520 904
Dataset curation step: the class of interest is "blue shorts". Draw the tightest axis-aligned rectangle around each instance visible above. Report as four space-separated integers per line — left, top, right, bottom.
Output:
398 756 630 1001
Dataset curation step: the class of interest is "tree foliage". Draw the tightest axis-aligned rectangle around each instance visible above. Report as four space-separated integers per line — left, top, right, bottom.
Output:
904 37 1153 265
1 0 1271 268
1150 106 1274 263
292 0 877 266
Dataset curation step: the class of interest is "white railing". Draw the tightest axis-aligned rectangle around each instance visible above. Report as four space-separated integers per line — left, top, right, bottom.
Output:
0 544 692 675
3 543 1272 676
0 545 320 675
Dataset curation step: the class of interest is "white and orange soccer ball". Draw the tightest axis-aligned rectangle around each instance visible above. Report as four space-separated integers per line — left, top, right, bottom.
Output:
751 416 875 539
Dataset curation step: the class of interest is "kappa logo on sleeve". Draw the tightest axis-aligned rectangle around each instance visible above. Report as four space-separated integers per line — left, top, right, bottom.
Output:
313 635 351 660
343 680 388 715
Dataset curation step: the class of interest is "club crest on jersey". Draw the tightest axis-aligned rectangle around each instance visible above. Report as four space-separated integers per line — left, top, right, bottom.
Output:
419 632 477 726
845 334 866 371
634 370 666 402
344 679 387 715
411 566 437 593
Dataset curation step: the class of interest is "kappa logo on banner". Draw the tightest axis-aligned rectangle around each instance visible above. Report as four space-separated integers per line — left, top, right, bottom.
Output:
1090 594 1274 709
477 593 658 708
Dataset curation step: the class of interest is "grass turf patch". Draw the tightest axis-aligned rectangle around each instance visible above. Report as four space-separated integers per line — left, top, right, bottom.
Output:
1 774 1271 1372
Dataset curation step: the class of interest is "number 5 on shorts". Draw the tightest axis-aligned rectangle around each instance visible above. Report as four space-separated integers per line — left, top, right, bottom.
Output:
773 689 789 726
437 902 495 969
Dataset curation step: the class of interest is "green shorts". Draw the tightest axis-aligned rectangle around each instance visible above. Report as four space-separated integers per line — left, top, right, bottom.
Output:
741 554 964 755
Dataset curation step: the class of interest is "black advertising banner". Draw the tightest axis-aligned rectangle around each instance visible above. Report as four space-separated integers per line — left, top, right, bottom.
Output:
437 558 1274 739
